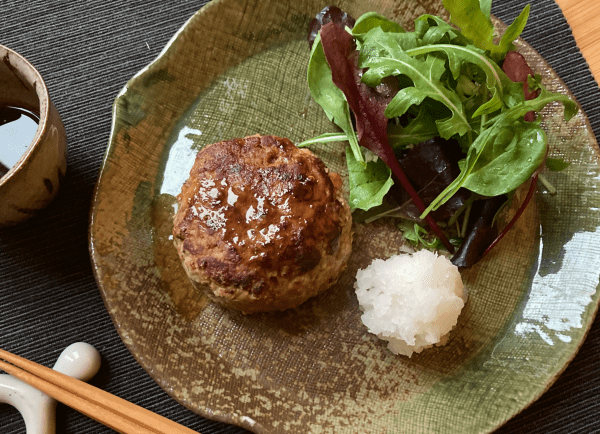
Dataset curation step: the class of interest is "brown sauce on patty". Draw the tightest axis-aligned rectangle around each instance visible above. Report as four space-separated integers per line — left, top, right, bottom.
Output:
174 135 346 293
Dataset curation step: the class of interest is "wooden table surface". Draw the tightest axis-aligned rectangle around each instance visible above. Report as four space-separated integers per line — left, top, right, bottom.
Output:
555 0 600 84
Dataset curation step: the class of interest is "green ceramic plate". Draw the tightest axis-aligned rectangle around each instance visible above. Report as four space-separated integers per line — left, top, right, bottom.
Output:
89 0 600 432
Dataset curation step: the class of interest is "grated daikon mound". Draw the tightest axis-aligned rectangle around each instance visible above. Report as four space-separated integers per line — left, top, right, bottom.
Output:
354 249 466 357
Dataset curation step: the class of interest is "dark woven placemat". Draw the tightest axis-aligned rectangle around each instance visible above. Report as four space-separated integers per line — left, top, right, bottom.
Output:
1 0 598 432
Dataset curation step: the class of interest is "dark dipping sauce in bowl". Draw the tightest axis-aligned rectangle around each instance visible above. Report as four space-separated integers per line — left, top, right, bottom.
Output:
0 106 39 178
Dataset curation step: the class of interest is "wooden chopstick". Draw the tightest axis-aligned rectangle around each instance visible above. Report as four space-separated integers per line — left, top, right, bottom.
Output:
0 348 199 434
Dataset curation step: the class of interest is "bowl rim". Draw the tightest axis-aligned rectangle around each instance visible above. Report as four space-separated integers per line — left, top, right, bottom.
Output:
0 43 51 186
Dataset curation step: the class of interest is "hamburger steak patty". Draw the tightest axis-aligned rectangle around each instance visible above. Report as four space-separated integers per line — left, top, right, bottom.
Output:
173 134 353 313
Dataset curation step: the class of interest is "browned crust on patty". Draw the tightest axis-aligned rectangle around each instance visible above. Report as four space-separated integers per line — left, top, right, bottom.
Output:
173 134 352 313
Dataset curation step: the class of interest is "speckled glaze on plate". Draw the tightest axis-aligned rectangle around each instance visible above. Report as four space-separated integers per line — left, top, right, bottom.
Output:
89 0 600 432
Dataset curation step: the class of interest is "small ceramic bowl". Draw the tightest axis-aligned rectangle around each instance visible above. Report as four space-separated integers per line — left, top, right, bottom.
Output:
0 44 67 227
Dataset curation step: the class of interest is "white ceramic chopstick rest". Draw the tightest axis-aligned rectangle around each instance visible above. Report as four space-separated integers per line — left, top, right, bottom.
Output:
0 342 101 434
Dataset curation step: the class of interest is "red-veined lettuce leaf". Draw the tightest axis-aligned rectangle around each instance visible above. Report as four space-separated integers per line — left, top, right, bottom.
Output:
319 21 455 251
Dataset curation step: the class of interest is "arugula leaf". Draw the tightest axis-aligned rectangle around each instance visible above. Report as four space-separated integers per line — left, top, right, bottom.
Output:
359 27 471 138
307 34 363 164
442 0 495 54
387 103 439 149
527 74 542 92
442 0 530 61
397 219 422 246
397 221 437 247
397 220 459 250
497 5 530 56
405 43 522 117
359 27 421 57
414 14 470 46
346 146 394 210
352 11 405 42
483 84 578 126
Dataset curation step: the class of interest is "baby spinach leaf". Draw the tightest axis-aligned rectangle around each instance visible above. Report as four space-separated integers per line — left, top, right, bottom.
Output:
545 157 571 171
307 34 363 164
346 146 394 210
460 121 546 196
422 121 535 216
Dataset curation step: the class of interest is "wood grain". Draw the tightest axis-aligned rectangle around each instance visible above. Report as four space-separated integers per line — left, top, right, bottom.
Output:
0 348 199 434
555 0 600 85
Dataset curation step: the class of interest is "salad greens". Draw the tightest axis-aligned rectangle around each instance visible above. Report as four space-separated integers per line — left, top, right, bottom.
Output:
346 146 393 210
301 1 577 265
307 33 363 164
317 18 454 250
421 84 575 217
442 0 530 63
545 157 571 172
